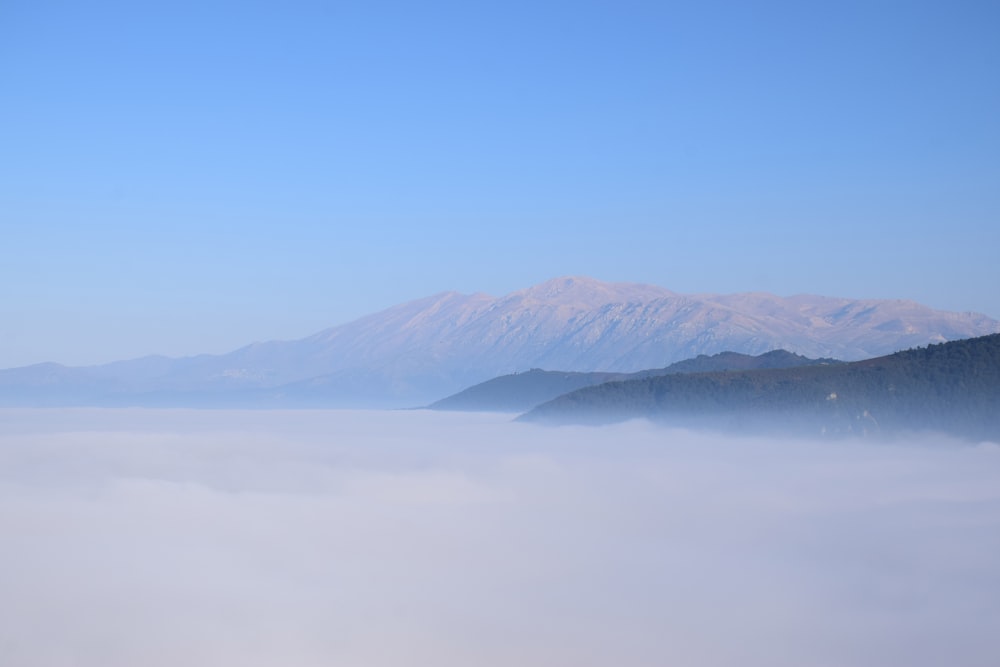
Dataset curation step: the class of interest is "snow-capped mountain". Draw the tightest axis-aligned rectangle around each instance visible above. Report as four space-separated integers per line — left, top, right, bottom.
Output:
2 276 998 406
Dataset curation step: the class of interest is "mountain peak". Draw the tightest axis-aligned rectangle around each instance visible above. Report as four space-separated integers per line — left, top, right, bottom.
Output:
510 276 675 306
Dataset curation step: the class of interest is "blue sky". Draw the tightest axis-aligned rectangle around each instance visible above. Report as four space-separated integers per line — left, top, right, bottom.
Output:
2 0 998 367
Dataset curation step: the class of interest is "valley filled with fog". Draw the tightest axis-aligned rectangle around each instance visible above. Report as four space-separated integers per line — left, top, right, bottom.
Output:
2 408 998 667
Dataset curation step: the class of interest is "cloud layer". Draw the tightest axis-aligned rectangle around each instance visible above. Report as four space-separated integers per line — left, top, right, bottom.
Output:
1 408 998 666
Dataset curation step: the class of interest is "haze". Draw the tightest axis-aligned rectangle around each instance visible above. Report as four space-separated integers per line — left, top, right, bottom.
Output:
2 408 998 666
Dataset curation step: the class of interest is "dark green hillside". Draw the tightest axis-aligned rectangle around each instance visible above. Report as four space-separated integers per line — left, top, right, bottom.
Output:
428 369 628 412
520 334 1000 441
429 350 843 413
632 349 841 378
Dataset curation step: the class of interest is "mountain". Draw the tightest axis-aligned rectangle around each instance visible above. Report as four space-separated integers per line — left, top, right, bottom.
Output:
428 369 630 412
520 334 1000 442
429 350 842 413
1 276 998 407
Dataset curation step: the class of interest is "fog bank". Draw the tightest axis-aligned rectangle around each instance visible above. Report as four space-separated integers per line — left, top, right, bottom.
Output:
1 409 998 666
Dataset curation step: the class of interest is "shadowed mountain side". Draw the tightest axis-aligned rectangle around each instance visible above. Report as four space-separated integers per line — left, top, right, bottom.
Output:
429 350 842 413
519 334 1000 442
634 349 842 376
428 370 629 412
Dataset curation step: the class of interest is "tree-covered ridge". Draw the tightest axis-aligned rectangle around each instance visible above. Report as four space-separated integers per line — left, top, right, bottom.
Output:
635 349 841 376
428 369 629 412
521 334 1000 441
429 350 843 413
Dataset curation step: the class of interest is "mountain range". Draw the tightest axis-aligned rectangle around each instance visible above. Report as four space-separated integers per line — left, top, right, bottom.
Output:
2 276 997 407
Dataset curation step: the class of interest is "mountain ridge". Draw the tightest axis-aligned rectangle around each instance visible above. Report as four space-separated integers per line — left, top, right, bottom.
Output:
429 349 842 413
520 334 1000 442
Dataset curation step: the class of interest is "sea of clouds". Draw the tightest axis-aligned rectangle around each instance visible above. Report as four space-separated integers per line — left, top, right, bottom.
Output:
1 408 998 666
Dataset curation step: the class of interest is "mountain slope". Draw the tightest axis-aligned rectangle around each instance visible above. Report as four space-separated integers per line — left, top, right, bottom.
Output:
520 334 1000 442
429 350 842 413
1 276 997 407
427 369 629 412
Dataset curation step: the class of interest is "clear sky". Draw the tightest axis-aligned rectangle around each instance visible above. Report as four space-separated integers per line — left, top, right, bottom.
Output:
2 0 998 368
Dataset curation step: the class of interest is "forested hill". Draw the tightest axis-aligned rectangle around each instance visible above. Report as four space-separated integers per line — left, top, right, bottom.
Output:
427 369 628 412
520 334 1000 441
428 350 841 413
627 349 841 381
